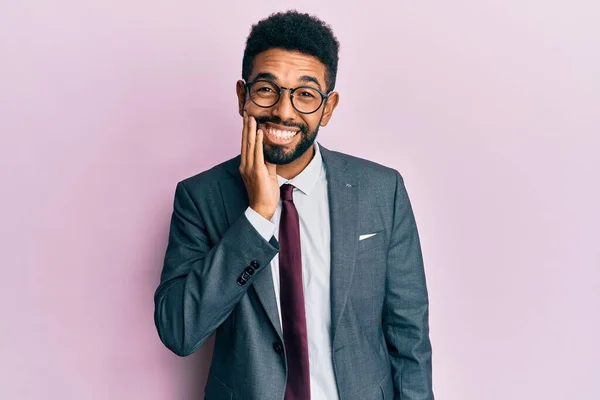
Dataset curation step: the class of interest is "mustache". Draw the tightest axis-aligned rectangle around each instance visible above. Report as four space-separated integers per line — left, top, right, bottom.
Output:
254 116 308 134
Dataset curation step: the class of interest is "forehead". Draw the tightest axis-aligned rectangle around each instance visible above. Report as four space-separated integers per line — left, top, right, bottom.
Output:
249 49 327 87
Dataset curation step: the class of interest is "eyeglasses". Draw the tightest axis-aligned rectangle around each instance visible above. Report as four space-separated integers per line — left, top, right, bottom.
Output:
245 80 330 115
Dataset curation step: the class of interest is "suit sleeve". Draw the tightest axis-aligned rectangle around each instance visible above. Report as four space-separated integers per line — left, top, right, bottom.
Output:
383 171 434 399
154 181 279 357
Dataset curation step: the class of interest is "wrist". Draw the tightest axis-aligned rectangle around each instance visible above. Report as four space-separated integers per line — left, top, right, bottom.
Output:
250 205 275 221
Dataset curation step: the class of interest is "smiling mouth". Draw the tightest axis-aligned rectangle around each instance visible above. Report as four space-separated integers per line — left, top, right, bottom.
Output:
260 123 300 144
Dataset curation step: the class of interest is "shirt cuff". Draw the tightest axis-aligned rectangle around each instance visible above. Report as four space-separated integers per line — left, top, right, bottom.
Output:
244 207 276 241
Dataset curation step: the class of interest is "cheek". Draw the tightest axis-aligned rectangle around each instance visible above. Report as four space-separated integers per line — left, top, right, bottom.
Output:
303 116 321 131
242 100 260 113
244 106 272 122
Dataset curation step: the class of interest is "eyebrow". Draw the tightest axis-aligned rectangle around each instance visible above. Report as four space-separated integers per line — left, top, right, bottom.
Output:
252 72 277 81
298 75 322 90
251 72 323 90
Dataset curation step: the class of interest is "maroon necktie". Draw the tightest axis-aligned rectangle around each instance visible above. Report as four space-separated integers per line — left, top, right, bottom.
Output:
279 184 311 400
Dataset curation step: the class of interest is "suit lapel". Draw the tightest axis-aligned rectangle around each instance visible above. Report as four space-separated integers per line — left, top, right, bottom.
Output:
320 145 359 344
218 161 283 340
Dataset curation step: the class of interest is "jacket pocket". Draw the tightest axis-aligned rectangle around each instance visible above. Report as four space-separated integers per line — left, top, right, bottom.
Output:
357 229 386 254
204 374 234 400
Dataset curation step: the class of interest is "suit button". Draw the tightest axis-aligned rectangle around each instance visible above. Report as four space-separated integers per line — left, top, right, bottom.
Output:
273 341 284 354
244 266 255 276
237 276 246 286
250 260 260 270
241 271 251 280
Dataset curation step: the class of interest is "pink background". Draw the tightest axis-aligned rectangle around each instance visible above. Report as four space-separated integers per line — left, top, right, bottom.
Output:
1 1 598 399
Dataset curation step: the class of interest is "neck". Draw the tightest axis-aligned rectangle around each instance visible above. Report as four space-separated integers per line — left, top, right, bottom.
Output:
276 145 316 180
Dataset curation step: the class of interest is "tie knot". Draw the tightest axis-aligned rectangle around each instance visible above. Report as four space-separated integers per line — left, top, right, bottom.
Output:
280 184 295 201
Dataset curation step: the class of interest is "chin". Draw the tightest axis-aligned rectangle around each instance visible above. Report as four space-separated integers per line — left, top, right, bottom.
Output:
262 131 317 165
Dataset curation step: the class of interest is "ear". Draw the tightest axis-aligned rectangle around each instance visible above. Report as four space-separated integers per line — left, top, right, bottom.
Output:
236 80 246 116
319 92 340 127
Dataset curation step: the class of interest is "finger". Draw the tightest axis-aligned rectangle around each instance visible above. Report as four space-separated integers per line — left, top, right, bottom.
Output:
255 128 265 166
246 115 256 168
240 111 248 170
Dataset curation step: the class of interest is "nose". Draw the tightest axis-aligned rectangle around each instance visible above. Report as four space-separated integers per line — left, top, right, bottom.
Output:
271 88 296 122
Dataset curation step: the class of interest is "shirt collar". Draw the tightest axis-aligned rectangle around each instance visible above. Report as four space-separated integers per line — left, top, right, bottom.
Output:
276 142 323 196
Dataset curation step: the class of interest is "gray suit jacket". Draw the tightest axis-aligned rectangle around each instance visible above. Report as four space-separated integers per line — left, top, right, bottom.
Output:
154 144 433 400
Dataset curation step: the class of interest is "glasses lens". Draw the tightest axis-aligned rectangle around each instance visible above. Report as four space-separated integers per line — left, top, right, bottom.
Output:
249 81 280 107
292 87 323 113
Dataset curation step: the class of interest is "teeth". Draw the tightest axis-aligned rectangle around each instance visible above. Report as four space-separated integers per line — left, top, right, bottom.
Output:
267 128 297 140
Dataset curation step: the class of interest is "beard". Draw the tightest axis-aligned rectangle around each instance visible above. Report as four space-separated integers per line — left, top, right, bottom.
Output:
255 115 322 165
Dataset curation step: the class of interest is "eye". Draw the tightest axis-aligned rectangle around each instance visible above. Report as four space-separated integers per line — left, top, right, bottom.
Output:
298 90 316 98
256 86 273 93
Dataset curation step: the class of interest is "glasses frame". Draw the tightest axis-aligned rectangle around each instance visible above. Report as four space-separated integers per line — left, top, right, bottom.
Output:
244 79 330 115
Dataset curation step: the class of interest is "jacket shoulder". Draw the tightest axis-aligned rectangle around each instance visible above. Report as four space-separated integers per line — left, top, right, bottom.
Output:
178 155 241 190
326 149 401 181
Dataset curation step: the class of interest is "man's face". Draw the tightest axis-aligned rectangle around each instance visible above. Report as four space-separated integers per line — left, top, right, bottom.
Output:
236 49 339 165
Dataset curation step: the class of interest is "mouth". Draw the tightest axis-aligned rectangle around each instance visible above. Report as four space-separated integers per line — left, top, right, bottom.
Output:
260 123 300 145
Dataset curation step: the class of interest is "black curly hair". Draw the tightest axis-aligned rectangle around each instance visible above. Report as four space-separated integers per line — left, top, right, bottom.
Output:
242 10 340 92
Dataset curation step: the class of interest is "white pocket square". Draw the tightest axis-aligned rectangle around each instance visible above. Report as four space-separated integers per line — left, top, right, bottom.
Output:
359 233 377 241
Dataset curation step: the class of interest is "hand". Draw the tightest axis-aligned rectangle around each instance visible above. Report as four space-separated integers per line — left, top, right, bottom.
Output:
239 111 279 220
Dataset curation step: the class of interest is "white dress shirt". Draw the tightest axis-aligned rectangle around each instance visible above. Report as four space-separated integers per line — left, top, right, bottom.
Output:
244 142 339 400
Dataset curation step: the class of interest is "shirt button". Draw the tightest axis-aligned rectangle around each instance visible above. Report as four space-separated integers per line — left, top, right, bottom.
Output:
273 341 284 354
250 260 260 270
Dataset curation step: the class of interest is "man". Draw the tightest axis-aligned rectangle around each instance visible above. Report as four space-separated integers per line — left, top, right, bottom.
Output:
154 10 434 400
